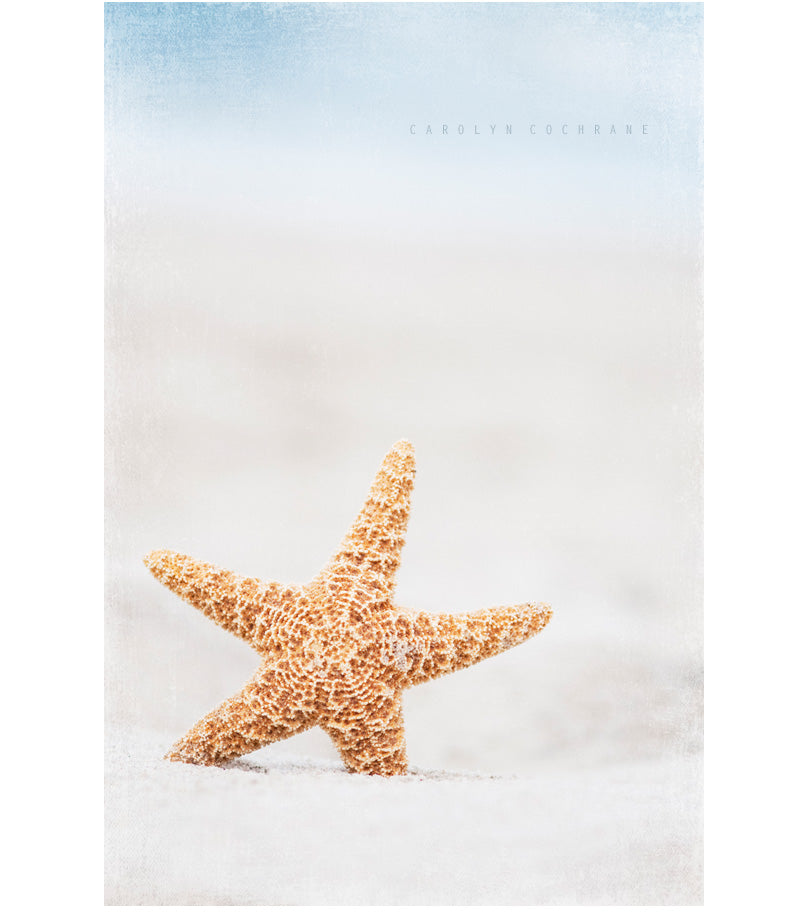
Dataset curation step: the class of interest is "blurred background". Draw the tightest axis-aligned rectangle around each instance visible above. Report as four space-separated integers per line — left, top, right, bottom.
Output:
105 2 702 784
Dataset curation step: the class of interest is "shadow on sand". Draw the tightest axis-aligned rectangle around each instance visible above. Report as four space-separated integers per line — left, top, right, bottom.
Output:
225 755 511 782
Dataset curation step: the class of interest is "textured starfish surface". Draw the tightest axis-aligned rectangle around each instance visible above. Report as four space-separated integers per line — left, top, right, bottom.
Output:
144 440 553 776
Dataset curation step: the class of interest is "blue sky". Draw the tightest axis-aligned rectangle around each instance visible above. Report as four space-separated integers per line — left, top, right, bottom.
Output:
106 2 703 245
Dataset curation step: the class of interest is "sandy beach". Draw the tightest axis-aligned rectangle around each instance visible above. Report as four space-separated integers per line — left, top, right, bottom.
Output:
105 216 702 905
106 725 700 905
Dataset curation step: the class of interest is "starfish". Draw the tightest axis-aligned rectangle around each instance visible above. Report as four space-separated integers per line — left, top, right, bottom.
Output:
144 440 552 776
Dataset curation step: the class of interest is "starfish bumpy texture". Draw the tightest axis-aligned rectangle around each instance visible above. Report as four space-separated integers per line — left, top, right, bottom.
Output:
145 441 553 776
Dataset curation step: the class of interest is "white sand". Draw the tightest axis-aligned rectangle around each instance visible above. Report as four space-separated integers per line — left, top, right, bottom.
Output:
105 724 700 905
105 216 702 904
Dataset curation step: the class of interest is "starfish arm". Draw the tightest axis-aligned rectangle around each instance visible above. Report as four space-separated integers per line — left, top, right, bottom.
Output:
315 440 416 599
166 665 318 765
322 692 408 775
144 550 300 647
401 602 553 687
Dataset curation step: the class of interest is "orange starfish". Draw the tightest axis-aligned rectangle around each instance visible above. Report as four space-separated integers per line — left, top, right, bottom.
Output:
144 440 552 775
